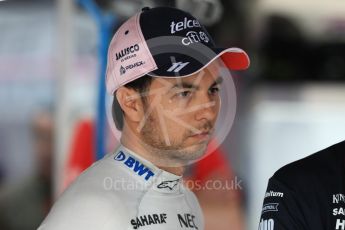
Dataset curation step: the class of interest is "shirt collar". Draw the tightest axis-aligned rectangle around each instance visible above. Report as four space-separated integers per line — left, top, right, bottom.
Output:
113 144 183 194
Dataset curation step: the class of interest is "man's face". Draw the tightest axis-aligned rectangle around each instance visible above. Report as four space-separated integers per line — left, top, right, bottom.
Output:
137 61 222 162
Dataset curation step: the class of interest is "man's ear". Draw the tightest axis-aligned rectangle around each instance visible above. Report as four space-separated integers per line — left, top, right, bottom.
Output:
115 87 144 123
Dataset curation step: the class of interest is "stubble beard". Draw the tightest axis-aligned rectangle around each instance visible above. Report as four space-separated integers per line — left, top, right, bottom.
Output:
139 114 208 166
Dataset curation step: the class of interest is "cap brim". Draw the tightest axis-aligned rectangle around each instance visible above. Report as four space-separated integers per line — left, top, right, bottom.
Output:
215 47 250 71
147 47 250 78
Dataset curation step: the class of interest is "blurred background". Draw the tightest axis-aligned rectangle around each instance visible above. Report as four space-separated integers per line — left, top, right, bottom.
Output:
1 0 345 229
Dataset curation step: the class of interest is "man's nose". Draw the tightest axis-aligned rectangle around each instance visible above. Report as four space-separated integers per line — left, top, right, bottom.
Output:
194 94 218 122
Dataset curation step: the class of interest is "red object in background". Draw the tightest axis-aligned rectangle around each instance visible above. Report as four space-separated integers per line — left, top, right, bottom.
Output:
62 120 95 191
190 141 233 184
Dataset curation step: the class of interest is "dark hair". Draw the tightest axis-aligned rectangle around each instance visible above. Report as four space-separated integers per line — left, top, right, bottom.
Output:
112 75 154 131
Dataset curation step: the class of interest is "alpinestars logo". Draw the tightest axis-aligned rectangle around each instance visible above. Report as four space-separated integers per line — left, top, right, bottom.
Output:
114 151 155 181
157 179 179 191
115 44 139 62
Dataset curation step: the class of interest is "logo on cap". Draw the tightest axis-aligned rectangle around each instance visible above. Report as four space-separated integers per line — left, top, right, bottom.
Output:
116 44 140 62
182 31 210 46
170 17 201 34
120 65 126 75
167 62 190 73
199 32 209 43
120 61 146 76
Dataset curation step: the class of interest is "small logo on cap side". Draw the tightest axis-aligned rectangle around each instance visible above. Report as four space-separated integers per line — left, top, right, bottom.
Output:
120 61 146 76
116 44 140 62
199 32 209 43
120 66 126 75
167 62 189 73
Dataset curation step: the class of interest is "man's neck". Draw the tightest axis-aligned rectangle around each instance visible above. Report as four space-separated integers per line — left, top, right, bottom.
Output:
120 133 184 176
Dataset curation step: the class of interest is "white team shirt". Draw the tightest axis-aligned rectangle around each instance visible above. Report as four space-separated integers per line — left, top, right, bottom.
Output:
38 144 204 230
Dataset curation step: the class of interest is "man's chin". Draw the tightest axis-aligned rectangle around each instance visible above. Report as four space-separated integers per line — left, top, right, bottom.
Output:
139 135 209 164
181 142 208 160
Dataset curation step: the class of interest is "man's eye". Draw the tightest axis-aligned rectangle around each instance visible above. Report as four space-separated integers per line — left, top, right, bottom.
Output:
209 87 220 94
177 91 192 98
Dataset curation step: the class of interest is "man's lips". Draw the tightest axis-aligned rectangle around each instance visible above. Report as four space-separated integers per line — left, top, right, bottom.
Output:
190 131 211 141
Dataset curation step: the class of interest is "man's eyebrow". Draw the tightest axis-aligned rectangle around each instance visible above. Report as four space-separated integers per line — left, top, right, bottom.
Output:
210 76 223 87
169 76 223 90
170 82 199 90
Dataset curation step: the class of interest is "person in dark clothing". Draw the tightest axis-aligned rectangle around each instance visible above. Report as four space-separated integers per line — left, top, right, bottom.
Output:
259 140 345 230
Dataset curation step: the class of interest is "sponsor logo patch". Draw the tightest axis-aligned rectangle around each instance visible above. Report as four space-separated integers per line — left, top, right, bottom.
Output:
265 190 284 199
177 213 199 229
182 31 210 46
119 61 145 76
114 151 155 181
131 213 167 229
170 17 201 34
157 179 179 191
334 194 345 204
115 44 140 62
262 203 279 213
